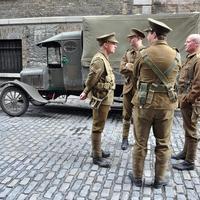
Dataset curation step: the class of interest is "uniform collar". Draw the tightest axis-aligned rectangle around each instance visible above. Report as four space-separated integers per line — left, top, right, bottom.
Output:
139 45 145 51
98 50 109 60
130 45 145 53
130 48 136 53
186 51 199 59
151 40 168 46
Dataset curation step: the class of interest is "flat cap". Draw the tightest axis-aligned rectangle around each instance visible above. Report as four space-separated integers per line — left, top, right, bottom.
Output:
127 28 145 38
96 32 119 44
145 18 172 35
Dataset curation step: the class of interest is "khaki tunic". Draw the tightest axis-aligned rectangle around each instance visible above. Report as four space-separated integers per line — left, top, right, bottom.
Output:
179 52 200 106
120 48 140 95
84 51 115 105
131 40 181 181
132 41 180 109
83 51 115 158
178 52 200 163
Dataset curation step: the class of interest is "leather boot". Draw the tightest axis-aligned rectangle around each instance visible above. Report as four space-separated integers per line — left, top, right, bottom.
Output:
172 161 195 170
128 172 142 187
91 149 110 158
93 157 111 168
102 150 110 158
153 179 169 189
171 151 186 160
186 140 198 163
122 121 130 150
121 138 129 150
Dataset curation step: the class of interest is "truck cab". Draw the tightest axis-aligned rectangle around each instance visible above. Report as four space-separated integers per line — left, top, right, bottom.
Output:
21 31 83 95
0 31 85 116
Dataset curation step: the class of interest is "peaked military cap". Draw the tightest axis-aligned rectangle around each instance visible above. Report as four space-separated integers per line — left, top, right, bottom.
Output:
96 32 119 44
127 28 145 38
145 18 172 35
143 27 153 33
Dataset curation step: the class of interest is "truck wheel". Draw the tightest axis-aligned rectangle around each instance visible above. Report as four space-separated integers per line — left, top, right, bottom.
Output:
0 86 29 117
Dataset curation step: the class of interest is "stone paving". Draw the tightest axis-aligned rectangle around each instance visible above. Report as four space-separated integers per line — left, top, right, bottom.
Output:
0 96 199 200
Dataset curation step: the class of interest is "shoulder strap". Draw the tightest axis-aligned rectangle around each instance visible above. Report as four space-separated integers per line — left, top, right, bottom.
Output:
96 52 111 75
164 51 181 76
94 52 115 89
142 54 171 88
140 51 178 102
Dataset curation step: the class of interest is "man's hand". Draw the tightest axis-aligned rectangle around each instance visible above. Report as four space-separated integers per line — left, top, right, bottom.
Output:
80 92 87 100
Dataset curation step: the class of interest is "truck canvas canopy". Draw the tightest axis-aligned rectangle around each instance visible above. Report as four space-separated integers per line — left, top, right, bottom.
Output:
81 13 200 70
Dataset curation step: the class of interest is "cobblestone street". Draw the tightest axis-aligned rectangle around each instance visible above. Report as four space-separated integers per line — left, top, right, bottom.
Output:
0 97 199 200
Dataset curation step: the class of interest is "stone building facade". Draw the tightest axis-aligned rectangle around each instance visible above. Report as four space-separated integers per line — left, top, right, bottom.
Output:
0 0 199 18
0 0 199 78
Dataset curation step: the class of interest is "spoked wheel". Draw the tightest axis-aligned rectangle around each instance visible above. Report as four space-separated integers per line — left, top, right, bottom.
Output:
0 86 29 117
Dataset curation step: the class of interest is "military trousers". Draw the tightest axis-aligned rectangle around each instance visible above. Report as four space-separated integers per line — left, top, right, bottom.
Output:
122 90 134 138
91 104 110 158
132 108 174 181
181 105 199 163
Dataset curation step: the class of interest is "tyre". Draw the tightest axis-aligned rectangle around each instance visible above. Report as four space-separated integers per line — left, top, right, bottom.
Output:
0 86 29 117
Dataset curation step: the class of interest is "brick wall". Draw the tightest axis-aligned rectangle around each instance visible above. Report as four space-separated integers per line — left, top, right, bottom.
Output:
0 0 199 75
0 0 199 18
0 0 123 18
0 21 82 69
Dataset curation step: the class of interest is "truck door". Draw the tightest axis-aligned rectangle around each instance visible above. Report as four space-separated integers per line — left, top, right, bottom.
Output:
62 39 83 91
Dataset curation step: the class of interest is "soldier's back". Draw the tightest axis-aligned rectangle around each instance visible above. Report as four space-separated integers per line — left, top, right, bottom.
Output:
140 41 178 83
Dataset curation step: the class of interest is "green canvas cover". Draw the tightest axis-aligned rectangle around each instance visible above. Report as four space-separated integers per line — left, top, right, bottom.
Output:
81 13 200 84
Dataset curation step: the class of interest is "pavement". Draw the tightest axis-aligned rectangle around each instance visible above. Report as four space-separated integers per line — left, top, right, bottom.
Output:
0 96 199 200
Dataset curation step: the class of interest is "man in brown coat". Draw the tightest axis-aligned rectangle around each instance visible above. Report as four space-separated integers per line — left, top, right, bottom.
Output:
120 29 145 150
172 34 200 170
128 18 181 188
80 32 118 168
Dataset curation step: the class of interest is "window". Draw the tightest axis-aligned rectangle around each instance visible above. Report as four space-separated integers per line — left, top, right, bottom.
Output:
47 47 61 68
0 39 22 73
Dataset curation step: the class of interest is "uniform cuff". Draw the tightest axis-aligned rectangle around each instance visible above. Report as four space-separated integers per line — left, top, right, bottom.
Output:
83 87 90 95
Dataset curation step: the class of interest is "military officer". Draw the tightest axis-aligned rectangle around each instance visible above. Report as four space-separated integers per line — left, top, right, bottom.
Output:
120 28 145 150
128 18 181 188
172 34 200 170
80 32 118 168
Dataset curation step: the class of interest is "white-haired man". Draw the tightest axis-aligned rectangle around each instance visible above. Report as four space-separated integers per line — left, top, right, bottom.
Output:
172 34 200 170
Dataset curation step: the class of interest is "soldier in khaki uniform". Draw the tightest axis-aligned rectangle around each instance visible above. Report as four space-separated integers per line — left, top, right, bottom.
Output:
128 18 181 188
172 34 200 170
120 29 145 150
80 32 118 168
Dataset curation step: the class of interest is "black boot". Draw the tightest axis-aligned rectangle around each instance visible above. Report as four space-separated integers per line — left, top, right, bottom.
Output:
121 138 129 150
171 151 186 160
91 150 110 158
172 161 194 170
93 157 111 168
102 150 110 158
153 179 169 189
128 172 142 187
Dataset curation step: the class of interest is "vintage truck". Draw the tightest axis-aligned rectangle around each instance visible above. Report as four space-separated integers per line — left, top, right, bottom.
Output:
0 13 199 116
